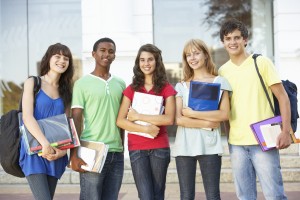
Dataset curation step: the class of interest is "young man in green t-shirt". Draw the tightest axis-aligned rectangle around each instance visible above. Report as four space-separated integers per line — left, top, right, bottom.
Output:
218 18 291 200
70 38 125 200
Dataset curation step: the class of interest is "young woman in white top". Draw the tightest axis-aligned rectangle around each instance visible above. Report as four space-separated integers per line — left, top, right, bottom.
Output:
172 39 231 200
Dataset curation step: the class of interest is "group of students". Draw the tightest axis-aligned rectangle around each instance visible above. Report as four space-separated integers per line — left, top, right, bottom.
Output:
19 18 291 200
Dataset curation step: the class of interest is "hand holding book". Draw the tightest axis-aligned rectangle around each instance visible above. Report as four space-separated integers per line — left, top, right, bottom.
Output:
20 114 77 155
128 92 164 138
78 146 97 171
37 118 80 156
188 81 221 111
260 123 281 148
187 82 222 131
77 140 109 173
127 107 140 122
144 124 160 138
41 146 67 161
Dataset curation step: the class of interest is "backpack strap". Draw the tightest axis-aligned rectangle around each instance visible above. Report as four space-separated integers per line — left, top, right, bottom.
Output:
18 76 42 111
252 54 275 115
32 76 41 94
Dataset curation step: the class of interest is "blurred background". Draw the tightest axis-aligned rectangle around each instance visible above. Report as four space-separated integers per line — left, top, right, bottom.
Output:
1 0 299 141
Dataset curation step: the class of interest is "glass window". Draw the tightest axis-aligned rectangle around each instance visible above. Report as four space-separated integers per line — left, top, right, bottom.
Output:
153 0 273 136
0 0 82 114
153 0 273 77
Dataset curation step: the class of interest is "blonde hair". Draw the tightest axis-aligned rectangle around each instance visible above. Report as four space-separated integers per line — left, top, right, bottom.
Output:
182 39 217 81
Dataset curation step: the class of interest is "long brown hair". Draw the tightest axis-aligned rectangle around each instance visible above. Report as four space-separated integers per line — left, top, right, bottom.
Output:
39 43 74 107
131 44 168 94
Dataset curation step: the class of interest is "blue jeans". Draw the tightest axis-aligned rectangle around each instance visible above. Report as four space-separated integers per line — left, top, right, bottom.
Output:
129 148 170 200
26 174 58 200
229 144 287 200
176 155 221 200
79 152 124 200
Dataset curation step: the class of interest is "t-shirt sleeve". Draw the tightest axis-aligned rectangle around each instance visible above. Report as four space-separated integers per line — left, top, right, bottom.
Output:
175 82 184 98
217 76 232 92
162 83 177 99
71 81 85 109
117 77 126 90
123 85 135 101
258 56 281 87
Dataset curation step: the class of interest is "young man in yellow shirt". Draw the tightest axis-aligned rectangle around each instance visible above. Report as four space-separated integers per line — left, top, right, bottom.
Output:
219 18 291 200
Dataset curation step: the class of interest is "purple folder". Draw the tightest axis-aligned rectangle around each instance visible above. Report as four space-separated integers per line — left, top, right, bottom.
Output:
250 115 282 151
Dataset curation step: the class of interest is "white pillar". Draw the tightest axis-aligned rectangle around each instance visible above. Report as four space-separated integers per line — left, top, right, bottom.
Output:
274 0 300 154
81 0 153 85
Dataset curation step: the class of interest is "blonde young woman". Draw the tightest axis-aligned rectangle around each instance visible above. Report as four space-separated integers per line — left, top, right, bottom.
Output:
172 39 231 200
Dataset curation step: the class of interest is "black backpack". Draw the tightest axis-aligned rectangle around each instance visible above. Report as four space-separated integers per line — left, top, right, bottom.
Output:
0 76 41 177
274 80 299 132
253 54 299 132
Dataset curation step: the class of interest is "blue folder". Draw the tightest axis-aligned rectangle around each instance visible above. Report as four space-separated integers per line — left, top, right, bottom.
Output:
188 81 221 111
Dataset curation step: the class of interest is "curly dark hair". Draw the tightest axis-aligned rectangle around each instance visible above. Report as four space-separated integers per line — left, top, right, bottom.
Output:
131 44 168 94
39 43 74 108
220 18 249 46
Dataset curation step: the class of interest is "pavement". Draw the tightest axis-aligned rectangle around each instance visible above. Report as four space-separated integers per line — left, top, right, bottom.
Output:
0 182 300 200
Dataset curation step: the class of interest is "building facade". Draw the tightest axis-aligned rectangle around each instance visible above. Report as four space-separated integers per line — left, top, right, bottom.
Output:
1 0 299 148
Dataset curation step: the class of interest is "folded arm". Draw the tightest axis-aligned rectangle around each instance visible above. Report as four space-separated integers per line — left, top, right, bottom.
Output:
181 90 230 122
116 96 160 137
175 96 220 128
127 95 176 126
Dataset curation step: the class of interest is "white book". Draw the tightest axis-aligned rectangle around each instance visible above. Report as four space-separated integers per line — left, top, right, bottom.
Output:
78 140 109 173
260 124 281 148
78 146 96 171
129 92 164 139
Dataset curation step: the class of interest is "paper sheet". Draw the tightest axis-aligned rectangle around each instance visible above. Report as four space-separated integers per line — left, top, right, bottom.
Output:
260 124 281 148
78 146 96 171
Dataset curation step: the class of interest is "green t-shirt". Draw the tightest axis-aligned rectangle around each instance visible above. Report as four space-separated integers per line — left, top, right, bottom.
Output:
72 74 126 152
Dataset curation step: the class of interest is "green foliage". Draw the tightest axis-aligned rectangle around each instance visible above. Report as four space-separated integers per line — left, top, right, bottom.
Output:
202 0 252 37
1 81 23 114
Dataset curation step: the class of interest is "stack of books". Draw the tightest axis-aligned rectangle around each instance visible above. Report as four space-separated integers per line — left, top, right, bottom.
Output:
77 140 109 173
129 92 164 138
20 114 80 155
250 115 300 151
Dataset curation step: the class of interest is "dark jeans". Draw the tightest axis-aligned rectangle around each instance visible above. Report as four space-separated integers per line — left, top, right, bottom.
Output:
176 154 222 200
80 152 124 200
26 174 58 200
129 148 170 200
